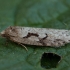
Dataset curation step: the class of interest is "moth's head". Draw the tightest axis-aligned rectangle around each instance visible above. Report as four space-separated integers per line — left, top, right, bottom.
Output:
0 26 18 38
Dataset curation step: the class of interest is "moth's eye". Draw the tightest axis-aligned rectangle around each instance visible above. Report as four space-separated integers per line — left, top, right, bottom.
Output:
10 27 15 32
11 28 16 33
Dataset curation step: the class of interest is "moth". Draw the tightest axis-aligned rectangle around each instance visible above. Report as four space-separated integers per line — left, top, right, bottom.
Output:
1 26 70 50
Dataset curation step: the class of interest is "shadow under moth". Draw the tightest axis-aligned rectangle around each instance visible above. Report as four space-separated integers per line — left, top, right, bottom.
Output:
1 26 70 50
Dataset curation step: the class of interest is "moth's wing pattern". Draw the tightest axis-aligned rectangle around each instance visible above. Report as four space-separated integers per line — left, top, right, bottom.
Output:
9 27 70 47
1 26 70 47
10 37 43 46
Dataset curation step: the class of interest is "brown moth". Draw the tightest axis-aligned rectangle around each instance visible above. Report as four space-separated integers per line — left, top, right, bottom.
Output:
1 26 70 50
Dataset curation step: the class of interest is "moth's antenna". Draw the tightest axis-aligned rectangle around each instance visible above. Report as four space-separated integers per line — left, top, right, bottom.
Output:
20 43 28 51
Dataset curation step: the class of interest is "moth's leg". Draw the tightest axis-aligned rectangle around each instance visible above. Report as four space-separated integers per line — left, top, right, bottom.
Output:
20 43 28 51
5 39 9 46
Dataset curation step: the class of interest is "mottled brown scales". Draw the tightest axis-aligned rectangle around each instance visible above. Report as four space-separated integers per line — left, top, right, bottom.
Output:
1 26 70 48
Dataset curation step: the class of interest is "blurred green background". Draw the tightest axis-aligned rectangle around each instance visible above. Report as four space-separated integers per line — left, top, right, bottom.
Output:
0 0 70 70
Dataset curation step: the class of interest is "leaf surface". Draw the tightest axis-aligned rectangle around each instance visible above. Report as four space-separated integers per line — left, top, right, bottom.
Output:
0 0 70 70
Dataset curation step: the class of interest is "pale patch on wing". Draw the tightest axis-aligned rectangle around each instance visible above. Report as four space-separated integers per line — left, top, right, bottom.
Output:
28 36 39 41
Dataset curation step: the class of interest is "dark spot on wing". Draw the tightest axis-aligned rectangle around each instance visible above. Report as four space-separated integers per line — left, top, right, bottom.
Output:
38 34 48 46
23 32 39 38
42 34 48 40
55 39 62 41
39 38 46 46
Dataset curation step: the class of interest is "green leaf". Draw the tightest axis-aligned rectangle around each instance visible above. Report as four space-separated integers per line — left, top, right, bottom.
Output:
0 0 70 70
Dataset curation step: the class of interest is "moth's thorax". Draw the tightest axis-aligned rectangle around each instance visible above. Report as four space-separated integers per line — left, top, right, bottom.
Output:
1 26 18 38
